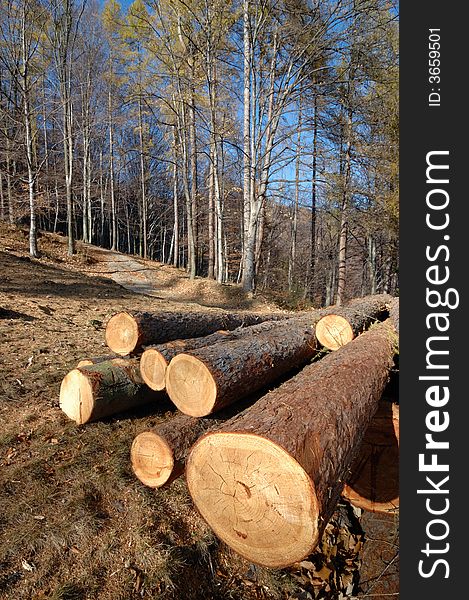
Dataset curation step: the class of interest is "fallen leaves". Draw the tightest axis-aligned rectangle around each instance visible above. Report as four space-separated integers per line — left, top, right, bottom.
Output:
287 504 365 599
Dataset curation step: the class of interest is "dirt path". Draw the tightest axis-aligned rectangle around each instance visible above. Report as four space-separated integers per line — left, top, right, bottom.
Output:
90 246 274 312
93 249 167 298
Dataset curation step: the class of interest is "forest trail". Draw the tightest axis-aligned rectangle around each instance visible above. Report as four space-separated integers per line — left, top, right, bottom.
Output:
90 245 274 312
93 248 168 298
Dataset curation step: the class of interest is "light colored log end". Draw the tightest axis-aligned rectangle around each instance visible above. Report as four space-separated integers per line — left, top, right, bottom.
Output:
59 368 94 425
165 354 217 417
131 431 174 488
105 311 139 355
77 359 94 368
140 348 168 391
342 403 399 513
315 314 354 350
76 356 125 368
186 432 319 568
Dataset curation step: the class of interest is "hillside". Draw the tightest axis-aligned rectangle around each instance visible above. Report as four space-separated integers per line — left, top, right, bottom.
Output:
0 224 398 600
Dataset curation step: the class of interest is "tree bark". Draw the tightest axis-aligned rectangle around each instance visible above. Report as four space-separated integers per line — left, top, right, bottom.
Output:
178 104 196 277
81 68 92 244
165 312 333 417
138 94 148 258
99 149 105 244
105 309 291 355
140 312 325 392
188 91 198 276
171 121 179 267
336 118 352 306
76 355 125 368
342 401 399 514
309 94 318 301
186 319 396 568
108 88 117 251
207 146 215 279
59 358 161 424
242 0 252 281
315 293 392 350
24 85 38 258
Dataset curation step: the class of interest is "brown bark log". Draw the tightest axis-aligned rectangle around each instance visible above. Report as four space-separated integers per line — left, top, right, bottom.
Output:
131 413 217 488
315 293 391 350
76 355 124 368
140 307 336 392
105 309 290 356
59 358 162 425
342 401 399 513
186 320 396 568
131 398 260 488
165 311 334 417
140 331 231 391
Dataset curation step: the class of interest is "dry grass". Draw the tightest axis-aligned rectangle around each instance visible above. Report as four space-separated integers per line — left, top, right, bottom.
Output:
0 223 398 599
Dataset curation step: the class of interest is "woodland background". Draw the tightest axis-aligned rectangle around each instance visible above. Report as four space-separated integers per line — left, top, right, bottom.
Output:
0 0 399 305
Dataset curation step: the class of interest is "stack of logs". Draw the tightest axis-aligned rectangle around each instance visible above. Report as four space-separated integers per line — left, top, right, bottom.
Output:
59 294 399 568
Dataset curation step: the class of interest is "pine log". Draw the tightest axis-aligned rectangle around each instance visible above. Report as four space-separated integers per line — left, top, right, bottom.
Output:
131 413 217 488
140 331 231 391
77 355 124 368
186 320 396 568
131 397 260 488
141 313 331 392
165 312 334 417
140 310 335 392
105 309 290 356
59 358 162 424
315 294 391 350
342 402 399 513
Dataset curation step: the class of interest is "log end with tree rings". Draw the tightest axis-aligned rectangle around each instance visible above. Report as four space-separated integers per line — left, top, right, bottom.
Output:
59 368 94 425
140 348 168 391
165 353 217 417
131 431 175 488
105 311 139 355
342 402 399 513
186 432 319 568
315 314 354 350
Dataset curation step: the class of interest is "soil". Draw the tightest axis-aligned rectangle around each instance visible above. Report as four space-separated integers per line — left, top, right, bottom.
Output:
0 223 399 600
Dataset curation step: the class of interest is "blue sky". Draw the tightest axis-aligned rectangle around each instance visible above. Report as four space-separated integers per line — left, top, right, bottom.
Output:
100 0 134 9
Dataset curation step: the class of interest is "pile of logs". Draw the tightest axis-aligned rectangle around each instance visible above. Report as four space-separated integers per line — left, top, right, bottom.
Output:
58 295 399 568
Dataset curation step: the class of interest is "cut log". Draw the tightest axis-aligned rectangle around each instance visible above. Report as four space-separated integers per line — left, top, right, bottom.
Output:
105 309 290 356
165 312 333 417
342 402 399 513
77 355 124 368
131 396 272 488
131 413 217 488
315 294 391 350
140 331 231 391
186 320 396 568
140 309 335 392
59 358 162 425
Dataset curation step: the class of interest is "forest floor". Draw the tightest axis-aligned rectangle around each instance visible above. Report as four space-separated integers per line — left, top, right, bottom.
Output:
0 223 399 600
